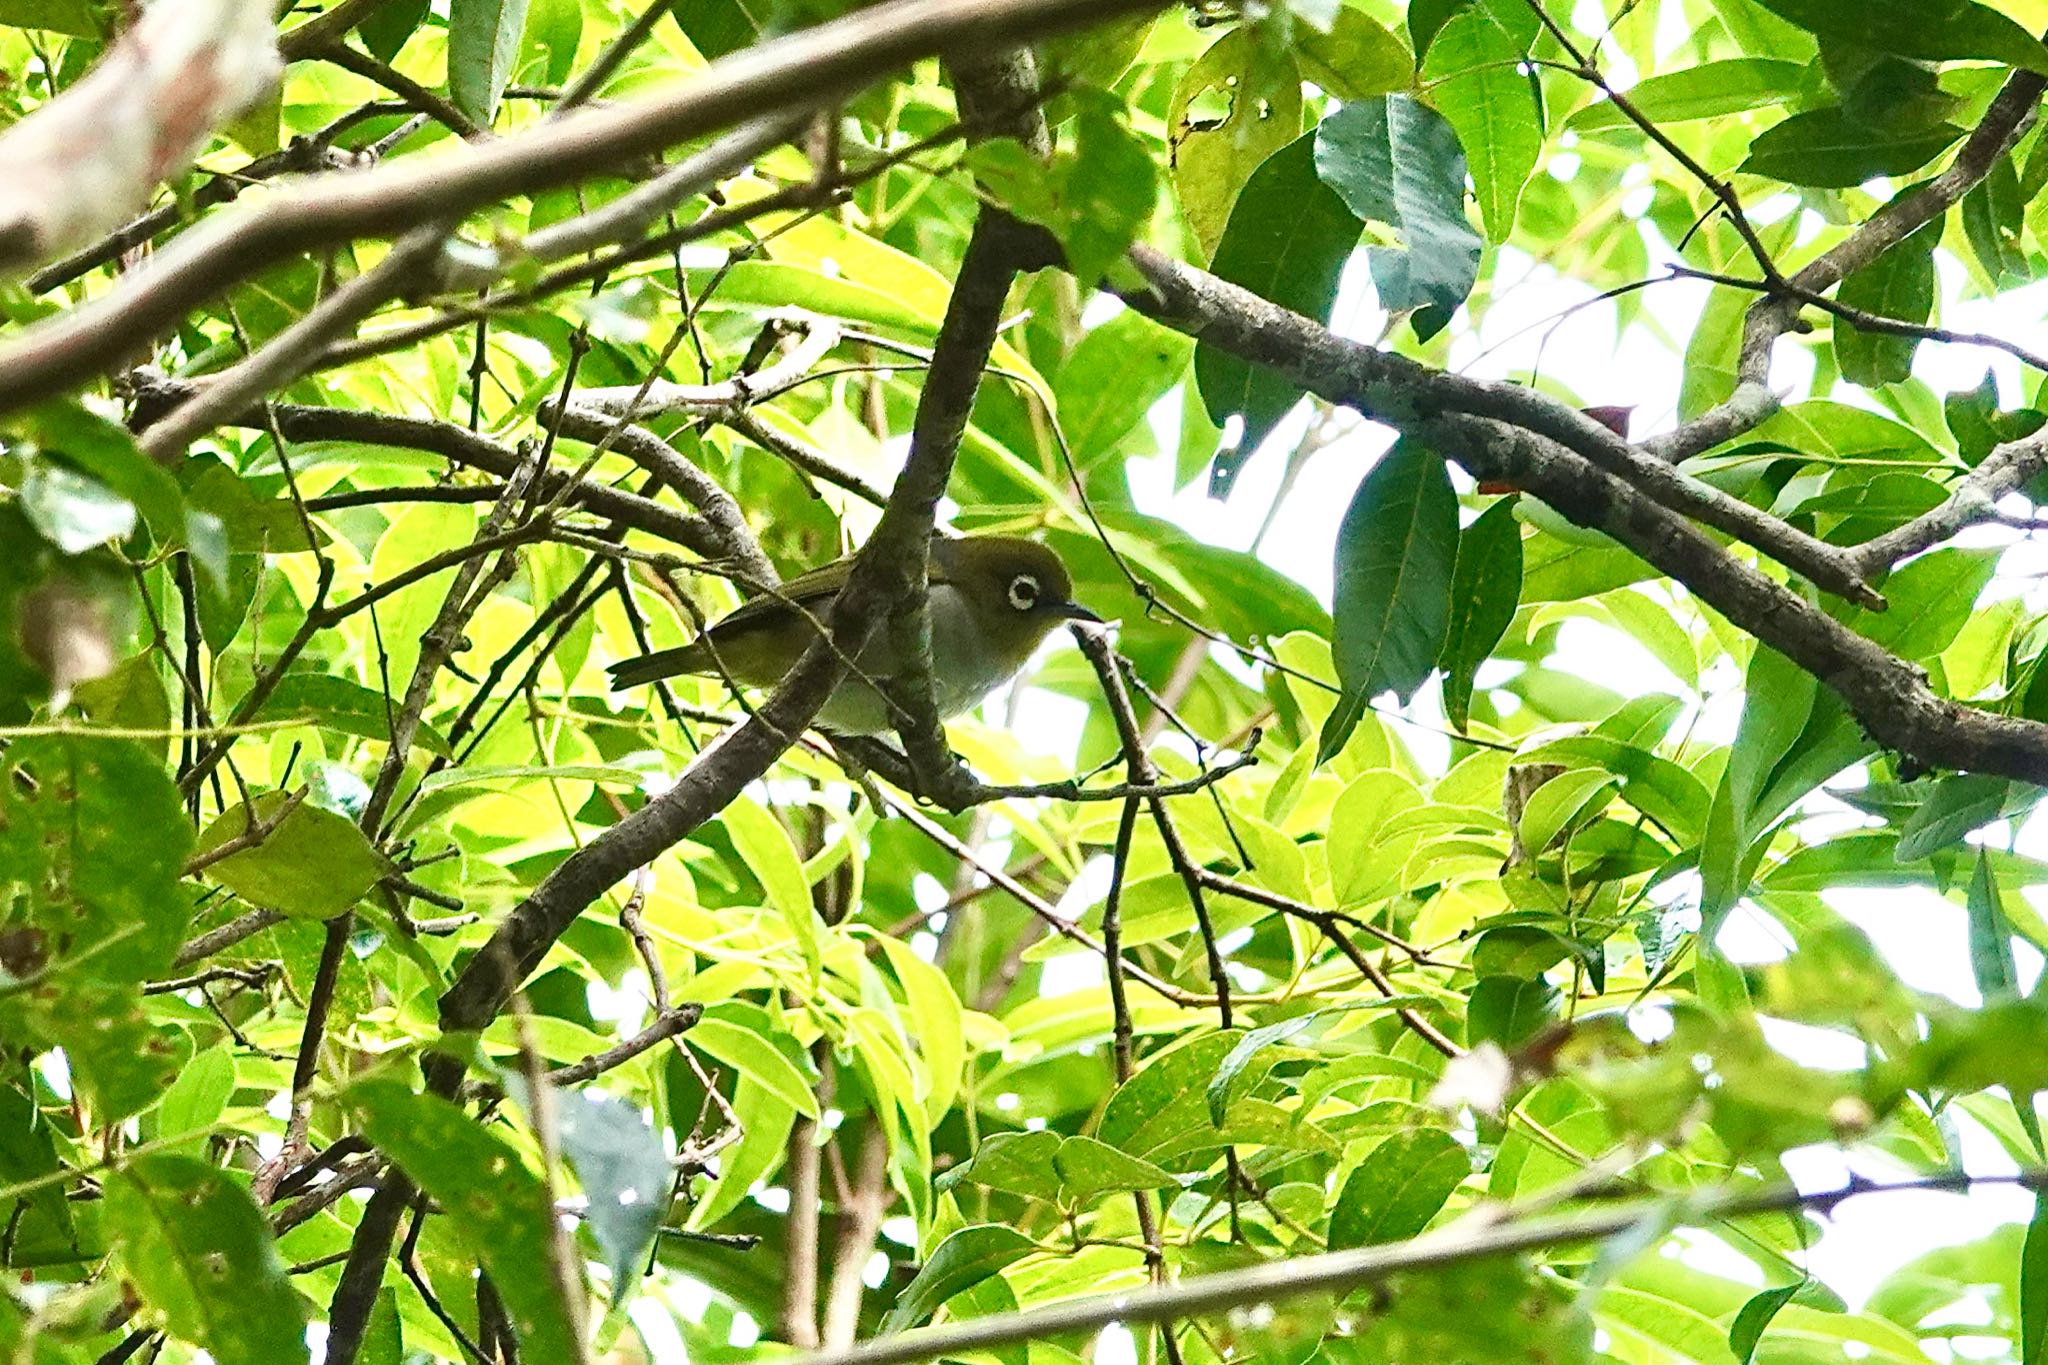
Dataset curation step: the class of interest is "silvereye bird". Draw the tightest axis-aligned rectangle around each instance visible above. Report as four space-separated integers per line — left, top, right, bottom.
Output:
607 535 1099 735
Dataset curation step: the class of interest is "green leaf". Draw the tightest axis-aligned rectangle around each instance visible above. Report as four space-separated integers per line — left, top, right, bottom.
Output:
719 797 819 974
1420 3 1540 241
1896 774 2010 861
1835 212 1939 386
1963 153 2028 285
879 1225 1036 1333
1967 849 2021 1003
1314 95 1483 338
2024 1195 2048 1364
1167 29 1304 258
1329 1128 1469 1247
358 0 428 61
0 735 192 986
1730 1283 1802 1364
193 791 389 920
936 1129 1062 1202
1440 497 1524 730
0 0 102 35
105 1156 308 1365
1207 1012 1322 1125
1751 0 2048 74
1849 547 1999 658
157 1049 235 1151
447 0 532 125
253 673 454 758
686 1008 821 1120
1053 311 1193 466
552 1088 669 1301
1194 132 1360 491
969 99 1155 286
1465 975 1558 1048
1741 107 1965 188
1295 7 1411 101
17 401 186 547
346 1079 580 1361
1571 59 1806 130
1320 442 1459 761
1098 1031 1242 1170
1052 1135 1181 1208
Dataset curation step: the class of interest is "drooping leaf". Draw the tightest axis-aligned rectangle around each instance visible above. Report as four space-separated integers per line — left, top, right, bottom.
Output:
1320 442 1459 761
105 1156 309 1365
1440 496 1523 730
1314 95 1483 338
448 0 533 125
1194 132 1361 492
1420 3 1540 241
346 1079 580 1361
879 1225 1036 1333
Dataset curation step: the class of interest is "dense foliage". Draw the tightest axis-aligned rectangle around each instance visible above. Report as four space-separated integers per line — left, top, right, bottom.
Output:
5 0 2048 1361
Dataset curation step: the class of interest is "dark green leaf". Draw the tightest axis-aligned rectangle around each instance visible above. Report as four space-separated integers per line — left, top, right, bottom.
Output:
1320 442 1459 760
1741 108 1965 188
1465 975 1558 1048
448 0 533 125
358 0 429 61
1967 849 2020 1003
1440 497 1523 729
1315 96 1483 337
1730 1283 1802 1364
1194 133 1360 492
879 1225 1035 1333
1835 213 1938 386
1329 1128 1469 1247
1963 153 2028 285
1751 0 2048 73
346 1079 579 1361
105 1156 308 1365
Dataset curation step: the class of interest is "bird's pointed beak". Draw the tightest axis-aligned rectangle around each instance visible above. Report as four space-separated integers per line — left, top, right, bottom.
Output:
1055 601 1103 624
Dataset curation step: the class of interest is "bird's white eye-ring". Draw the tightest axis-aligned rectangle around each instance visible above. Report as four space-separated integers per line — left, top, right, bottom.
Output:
1008 574 1041 611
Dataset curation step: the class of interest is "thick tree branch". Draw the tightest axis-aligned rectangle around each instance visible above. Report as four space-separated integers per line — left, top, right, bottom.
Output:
1119 245 1883 607
1112 244 2048 785
0 0 1164 414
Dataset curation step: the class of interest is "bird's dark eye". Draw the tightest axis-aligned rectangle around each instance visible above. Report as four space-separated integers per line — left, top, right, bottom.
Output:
1008 574 1041 611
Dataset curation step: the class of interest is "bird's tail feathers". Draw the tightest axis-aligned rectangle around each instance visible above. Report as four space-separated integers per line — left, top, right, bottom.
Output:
607 644 709 689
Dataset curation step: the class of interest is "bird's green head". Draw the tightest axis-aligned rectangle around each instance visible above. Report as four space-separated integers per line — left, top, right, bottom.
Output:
938 535 1100 663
